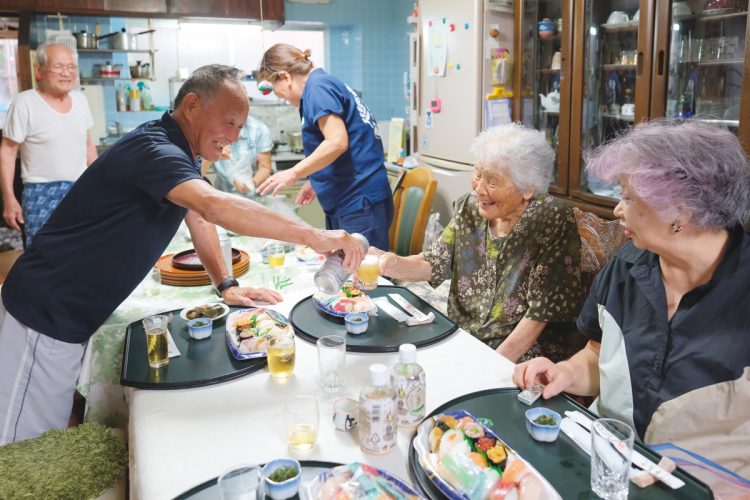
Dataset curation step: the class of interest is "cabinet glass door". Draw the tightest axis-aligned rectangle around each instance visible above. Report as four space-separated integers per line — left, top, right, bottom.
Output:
665 1 747 133
575 0 643 201
518 0 567 192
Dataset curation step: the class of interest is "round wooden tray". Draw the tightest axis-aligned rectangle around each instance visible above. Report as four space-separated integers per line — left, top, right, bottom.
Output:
156 250 250 287
172 248 242 271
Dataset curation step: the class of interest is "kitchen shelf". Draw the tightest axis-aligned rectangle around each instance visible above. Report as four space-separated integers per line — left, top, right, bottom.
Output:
538 68 561 73
541 109 560 114
600 21 638 32
695 10 748 22
77 49 155 54
694 117 740 127
538 34 561 41
81 77 154 83
600 113 634 122
601 64 637 71
678 58 745 66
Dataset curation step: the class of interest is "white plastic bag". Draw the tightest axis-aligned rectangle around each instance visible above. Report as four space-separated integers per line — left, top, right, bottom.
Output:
422 212 443 251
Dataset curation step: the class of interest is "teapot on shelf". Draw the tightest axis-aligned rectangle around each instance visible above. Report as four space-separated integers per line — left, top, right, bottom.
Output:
539 90 561 111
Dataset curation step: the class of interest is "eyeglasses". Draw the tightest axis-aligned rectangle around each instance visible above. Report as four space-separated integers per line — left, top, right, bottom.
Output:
45 64 79 74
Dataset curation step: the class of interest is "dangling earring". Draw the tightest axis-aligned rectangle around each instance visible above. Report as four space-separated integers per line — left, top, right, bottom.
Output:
671 220 683 233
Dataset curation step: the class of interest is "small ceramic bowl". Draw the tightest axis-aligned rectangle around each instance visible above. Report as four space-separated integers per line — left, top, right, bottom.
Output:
525 408 561 442
344 312 369 334
187 317 213 340
261 458 301 500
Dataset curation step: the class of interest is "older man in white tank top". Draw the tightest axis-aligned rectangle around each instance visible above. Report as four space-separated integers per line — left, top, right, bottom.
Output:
0 42 97 247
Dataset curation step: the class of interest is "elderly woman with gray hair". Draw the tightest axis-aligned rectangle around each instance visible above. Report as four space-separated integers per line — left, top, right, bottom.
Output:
376 123 584 363
515 120 750 479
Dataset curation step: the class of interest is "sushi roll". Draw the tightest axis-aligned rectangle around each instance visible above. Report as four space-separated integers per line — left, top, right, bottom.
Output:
463 422 485 439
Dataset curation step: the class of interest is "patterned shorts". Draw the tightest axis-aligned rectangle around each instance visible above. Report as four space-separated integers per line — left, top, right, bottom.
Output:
22 181 74 248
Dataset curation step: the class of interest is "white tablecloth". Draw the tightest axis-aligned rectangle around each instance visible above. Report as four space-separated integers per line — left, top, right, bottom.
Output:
128 283 516 499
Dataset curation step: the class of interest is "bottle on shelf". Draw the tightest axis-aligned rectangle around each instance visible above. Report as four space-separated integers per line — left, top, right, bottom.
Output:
358 363 397 455
116 84 127 112
129 82 141 112
391 343 426 428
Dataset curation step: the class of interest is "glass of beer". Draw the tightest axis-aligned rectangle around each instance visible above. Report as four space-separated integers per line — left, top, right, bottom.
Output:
285 396 319 453
268 242 286 268
357 254 380 290
142 314 169 368
267 333 295 380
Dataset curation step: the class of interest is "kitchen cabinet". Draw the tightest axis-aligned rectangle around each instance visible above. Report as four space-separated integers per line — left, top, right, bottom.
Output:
2 0 282 21
278 183 325 229
167 0 284 21
515 0 750 216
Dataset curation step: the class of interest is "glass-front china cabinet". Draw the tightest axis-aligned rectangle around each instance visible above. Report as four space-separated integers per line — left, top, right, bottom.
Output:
514 0 750 215
516 0 571 195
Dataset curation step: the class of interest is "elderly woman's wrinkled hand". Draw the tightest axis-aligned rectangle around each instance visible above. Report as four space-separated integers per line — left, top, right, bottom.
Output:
513 357 573 400
378 251 400 278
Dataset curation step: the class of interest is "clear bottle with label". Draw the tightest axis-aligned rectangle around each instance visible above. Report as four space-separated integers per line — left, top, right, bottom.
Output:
314 233 368 294
392 343 426 428
358 363 397 455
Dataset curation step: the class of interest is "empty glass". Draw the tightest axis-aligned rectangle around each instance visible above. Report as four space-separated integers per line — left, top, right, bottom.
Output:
317 335 346 393
142 267 161 296
218 464 260 500
591 418 635 499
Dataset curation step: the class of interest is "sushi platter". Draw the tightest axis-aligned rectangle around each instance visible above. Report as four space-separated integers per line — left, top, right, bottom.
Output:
312 282 378 318
407 388 711 499
414 409 561 500
225 307 293 360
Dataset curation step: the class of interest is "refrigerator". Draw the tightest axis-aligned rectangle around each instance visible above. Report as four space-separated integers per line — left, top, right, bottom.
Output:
413 0 514 225
0 29 18 129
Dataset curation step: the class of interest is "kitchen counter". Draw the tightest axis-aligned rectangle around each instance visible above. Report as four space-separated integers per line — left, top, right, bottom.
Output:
272 151 304 171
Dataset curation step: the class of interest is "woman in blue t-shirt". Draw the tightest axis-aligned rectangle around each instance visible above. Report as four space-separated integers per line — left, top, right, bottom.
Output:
256 43 393 250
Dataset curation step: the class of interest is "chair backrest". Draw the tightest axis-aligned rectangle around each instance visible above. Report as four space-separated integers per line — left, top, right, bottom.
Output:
572 207 628 291
389 166 437 256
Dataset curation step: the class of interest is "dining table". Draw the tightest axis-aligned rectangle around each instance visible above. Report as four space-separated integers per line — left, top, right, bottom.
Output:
78 231 710 499
124 247 516 499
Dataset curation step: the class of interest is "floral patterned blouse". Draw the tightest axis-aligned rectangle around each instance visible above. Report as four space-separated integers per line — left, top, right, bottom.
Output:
424 193 584 360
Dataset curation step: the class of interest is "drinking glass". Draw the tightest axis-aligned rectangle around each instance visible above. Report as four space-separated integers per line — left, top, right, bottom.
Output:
268 242 286 268
142 267 161 296
217 464 260 500
356 254 380 290
267 333 295 380
142 314 169 368
591 418 635 499
285 396 319 452
317 335 346 393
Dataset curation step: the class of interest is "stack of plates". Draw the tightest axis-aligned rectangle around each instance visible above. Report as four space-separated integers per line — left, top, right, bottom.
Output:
156 250 250 286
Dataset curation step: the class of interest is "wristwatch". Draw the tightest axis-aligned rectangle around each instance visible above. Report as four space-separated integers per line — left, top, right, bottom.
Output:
214 277 239 297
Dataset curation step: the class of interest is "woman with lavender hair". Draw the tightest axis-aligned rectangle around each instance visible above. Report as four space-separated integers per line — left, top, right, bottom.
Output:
372 123 584 363
515 120 750 478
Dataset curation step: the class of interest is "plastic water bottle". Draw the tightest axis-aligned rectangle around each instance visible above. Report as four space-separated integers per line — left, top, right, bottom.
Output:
358 364 397 455
313 233 368 294
392 344 426 427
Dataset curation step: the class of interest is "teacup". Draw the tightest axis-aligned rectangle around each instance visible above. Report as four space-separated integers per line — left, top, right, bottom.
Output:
332 398 358 431
550 51 562 71
607 11 629 24
621 103 635 116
